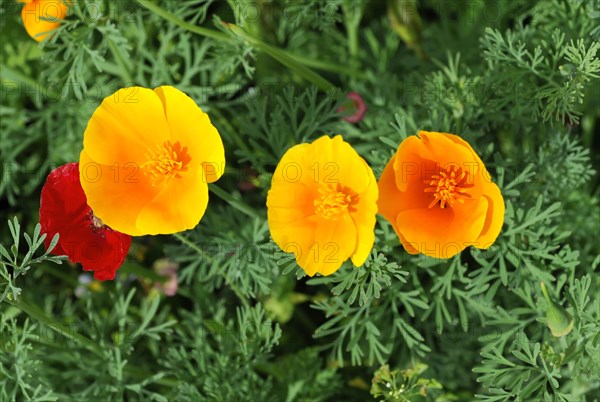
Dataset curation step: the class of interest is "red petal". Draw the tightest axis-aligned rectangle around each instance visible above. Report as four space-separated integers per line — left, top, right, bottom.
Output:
39 163 131 280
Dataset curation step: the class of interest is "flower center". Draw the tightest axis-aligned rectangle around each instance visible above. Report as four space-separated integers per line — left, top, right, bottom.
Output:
91 214 104 228
141 141 191 185
314 184 358 220
87 211 107 234
424 165 473 208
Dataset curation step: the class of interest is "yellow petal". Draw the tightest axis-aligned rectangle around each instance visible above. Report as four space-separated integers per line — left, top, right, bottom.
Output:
135 166 209 235
308 217 357 276
82 87 170 166
350 220 375 267
79 150 158 236
153 86 225 183
270 218 318 275
267 185 315 223
311 135 373 194
22 0 67 42
350 166 378 266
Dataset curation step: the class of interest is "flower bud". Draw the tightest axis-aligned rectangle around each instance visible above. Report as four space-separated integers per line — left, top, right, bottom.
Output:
540 282 574 337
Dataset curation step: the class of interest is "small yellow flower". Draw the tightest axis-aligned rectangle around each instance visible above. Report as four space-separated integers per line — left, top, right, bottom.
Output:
267 135 378 276
79 86 225 236
19 0 68 42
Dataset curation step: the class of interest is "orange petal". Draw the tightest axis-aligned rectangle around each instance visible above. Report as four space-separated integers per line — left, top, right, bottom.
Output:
414 131 480 174
79 151 159 236
396 197 488 259
21 0 68 42
440 132 492 184
377 155 402 232
378 154 422 254
398 231 419 255
474 181 505 249
391 135 434 192
153 86 225 183
135 166 209 235
82 87 170 166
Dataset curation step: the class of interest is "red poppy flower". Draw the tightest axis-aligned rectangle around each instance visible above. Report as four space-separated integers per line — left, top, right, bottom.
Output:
39 163 131 280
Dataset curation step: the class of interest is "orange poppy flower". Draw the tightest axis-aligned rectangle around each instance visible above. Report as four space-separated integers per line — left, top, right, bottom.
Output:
267 135 378 276
79 86 225 236
378 131 504 258
19 0 68 42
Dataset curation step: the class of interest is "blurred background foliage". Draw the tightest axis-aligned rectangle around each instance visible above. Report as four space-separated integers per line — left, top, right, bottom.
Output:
1 0 599 401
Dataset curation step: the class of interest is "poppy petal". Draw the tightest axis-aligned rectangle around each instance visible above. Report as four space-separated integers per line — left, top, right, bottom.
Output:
415 131 479 172
21 0 67 42
82 87 170 166
350 170 378 266
135 167 209 235
40 163 131 280
154 86 226 183
309 217 357 276
395 196 488 258
79 151 159 236
311 135 373 194
474 181 505 249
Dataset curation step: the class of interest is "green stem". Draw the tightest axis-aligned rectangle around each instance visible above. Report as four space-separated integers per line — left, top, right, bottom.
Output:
6 297 103 357
172 232 211 261
135 0 231 42
343 7 359 60
288 54 365 78
209 184 263 220
135 1 347 85
540 282 552 304
224 22 337 92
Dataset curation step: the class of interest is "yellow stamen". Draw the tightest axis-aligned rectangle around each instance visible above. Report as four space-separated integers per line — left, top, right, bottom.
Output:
424 165 472 208
314 184 358 220
141 141 191 185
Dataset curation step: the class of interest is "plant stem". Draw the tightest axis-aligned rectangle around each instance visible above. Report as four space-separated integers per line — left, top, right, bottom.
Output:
209 184 263 220
540 282 552 304
135 0 351 83
224 22 337 92
136 0 232 42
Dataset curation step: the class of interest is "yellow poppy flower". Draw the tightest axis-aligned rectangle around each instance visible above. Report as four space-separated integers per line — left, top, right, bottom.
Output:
267 135 378 276
378 131 504 258
19 0 68 42
79 86 225 236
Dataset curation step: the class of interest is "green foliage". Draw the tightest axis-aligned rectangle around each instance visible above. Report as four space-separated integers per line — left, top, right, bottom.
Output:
1 0 599 401
0 218 64 302
370 363 443 402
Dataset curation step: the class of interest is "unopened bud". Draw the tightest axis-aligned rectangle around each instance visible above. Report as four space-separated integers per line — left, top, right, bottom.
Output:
540 282 573 337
